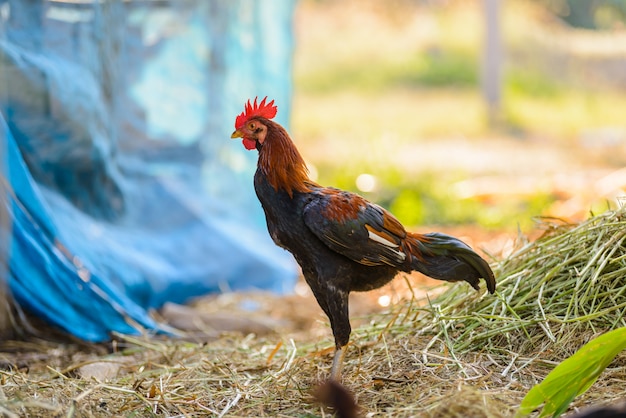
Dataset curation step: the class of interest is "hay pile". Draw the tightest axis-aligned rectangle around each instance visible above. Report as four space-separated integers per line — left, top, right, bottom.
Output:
1 208 625 417
417 208 626 359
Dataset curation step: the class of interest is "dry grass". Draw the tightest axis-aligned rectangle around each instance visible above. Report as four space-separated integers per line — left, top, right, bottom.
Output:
2 208 626 417
421 209 626 358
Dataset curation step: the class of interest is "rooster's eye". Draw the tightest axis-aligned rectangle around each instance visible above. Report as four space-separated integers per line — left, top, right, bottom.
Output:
248 122 256 130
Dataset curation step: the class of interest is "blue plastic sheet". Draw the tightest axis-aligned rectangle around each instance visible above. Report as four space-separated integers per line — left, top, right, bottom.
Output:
0 0 298 341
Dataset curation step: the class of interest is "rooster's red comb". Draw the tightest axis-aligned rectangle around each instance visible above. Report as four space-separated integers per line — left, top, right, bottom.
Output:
235 97 277 129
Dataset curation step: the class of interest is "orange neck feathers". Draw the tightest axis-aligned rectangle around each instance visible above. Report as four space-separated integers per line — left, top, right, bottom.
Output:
258 121 314 198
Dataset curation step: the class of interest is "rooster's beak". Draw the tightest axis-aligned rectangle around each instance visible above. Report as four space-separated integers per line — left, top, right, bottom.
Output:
231 130 243 139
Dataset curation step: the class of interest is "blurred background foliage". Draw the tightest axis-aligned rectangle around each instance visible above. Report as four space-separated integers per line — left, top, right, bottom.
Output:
291 0 626 232
542 0 626 30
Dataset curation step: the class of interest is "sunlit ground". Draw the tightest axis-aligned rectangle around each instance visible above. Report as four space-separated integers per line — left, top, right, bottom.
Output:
290 0 626 234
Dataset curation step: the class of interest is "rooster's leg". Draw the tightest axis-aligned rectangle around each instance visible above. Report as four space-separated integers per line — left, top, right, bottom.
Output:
310 281 352 381
326 289 351 381
330 344 347 381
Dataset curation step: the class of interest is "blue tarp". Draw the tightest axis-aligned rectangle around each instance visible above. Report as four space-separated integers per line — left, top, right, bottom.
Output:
0 0 298 341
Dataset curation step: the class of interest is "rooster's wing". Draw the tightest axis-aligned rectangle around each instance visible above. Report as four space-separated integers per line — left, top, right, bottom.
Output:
302 188 408 267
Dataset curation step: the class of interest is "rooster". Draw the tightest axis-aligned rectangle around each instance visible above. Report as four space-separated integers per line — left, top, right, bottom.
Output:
231 97 496 381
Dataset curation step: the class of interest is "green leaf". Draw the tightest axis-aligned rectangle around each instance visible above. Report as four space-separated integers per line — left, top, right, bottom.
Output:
516 327 626 418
